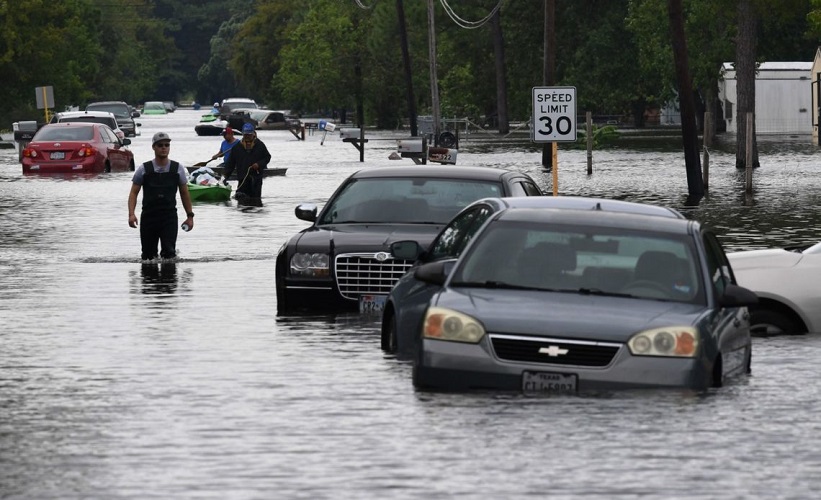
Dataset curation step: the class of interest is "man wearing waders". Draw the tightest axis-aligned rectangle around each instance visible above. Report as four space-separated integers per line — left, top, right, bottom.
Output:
223 123 271 206
127 132 195 261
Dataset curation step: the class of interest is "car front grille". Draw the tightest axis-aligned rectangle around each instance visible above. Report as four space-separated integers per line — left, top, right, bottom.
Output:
335 253 414 300
490 334 621 367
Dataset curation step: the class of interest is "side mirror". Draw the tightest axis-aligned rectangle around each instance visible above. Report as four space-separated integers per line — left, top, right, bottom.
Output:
295 203 318 222
390 240 424 261
719 283 759 308
122 138 132 146
414 260 449 286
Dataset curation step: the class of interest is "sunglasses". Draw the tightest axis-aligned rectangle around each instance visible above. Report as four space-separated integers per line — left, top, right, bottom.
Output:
155 143 171 148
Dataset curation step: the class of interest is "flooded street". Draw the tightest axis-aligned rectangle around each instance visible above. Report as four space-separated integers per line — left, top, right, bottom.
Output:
2 110 821 498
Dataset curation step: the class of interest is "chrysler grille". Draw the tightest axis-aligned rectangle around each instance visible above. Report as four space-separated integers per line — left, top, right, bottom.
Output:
335 253 413 299
490 334 621 367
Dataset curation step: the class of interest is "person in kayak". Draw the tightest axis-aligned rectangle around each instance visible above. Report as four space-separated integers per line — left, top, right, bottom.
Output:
223 123 271 206
211 127 239 168
127 132 195 261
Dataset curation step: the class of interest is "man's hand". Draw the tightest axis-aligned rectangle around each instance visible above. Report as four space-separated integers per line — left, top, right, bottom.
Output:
251 163 259 171
129 214 138 228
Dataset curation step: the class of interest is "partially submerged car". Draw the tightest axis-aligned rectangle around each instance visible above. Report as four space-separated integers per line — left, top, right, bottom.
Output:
727 242 821 335
21 122 134 174
408 206 757 393
381 196 685 356
275 166 544 314
85 101 139 137
50 110 126 140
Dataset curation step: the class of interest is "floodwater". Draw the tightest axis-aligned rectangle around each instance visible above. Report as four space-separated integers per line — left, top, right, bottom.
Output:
2 110 821 499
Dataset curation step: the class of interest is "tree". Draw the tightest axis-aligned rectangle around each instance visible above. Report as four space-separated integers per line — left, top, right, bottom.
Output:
735 0 759 169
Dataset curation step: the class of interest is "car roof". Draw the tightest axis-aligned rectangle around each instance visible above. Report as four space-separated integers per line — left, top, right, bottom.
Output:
348 165 526 181
87 101 128 107
55 110 118 119
497 207 696 235
470 196 686 219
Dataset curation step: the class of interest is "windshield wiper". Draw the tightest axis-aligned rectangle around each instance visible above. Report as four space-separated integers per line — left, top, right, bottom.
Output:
451 281 564 292
577 287 636 298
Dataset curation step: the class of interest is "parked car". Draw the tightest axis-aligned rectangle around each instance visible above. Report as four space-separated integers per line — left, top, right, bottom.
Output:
142 101 167 115
727 242 821 335
85 101 139 137
408 205 757 393
21 122 134 174
229 109 300 131
163 101 176 113
381 196 686 355
50 110 126 140
275 166 545 314
220 97 258 116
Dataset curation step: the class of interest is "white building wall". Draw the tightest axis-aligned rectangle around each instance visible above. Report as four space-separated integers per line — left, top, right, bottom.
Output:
718 62 812 134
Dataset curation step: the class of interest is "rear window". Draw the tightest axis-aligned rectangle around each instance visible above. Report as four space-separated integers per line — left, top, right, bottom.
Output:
35 126 95 141
59 116 117 128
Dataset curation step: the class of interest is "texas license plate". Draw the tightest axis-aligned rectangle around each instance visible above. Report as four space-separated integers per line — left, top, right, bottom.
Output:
50 152 65 160
359 294 386 314
522 371 578 394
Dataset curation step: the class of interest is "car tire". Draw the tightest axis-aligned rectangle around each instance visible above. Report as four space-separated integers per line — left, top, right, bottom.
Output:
439 131 456 148
129 160 135 171
104 161 111 173
711 355 724 388
749 308 802 336
745 345 752 375
381 310 398 353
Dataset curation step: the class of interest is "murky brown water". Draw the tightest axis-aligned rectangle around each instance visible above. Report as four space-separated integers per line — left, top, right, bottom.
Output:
2 110 821 499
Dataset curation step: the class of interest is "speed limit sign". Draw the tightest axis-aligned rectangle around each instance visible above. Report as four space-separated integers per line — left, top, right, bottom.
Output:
531 86 577 142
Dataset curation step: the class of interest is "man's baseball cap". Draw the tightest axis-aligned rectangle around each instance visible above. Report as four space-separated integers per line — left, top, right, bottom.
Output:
221 127 235 136
152 132 171 145
241 123 255 134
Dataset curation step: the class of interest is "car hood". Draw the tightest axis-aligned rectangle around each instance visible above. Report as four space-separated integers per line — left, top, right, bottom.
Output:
293 224 444 253
433 288 707 342
726 248 802 269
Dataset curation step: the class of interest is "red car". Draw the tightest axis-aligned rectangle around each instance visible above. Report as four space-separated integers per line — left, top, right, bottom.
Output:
21 122 135 174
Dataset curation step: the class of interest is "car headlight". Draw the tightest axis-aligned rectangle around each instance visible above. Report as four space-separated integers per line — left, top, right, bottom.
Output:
628 327 698 357
423 307 485 343
290 252 330 277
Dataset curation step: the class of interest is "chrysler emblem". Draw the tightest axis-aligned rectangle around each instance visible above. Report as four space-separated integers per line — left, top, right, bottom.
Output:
538 345 569 357
374 252 390 262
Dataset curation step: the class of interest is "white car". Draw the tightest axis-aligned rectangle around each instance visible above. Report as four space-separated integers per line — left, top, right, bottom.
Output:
50 110 126 141
727 242 821 335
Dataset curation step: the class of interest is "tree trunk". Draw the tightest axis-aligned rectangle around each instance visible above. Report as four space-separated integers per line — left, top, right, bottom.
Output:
396 0 417 137
668 0 704 201
735 0 759 169
491 10 509 134
542 0 556 168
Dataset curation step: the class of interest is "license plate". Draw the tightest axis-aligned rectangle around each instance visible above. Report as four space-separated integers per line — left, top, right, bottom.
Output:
50 152 65 160
359 294 386 314
522 371 578 394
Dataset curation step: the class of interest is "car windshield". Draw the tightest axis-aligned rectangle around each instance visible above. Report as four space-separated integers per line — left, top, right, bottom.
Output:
35 126 95 141
319 177 504 224
452 220 705 304
87 104 129 119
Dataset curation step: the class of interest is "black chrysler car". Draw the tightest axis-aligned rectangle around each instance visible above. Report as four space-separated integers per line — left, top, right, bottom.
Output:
275 165 544 314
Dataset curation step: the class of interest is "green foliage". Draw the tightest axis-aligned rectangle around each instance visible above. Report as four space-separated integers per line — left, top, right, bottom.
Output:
575 124 621 148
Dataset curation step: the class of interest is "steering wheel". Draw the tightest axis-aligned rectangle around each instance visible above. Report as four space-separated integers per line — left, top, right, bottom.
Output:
621 280 671 298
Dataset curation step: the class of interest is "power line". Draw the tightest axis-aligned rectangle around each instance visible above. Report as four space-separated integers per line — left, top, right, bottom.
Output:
439 0 504 29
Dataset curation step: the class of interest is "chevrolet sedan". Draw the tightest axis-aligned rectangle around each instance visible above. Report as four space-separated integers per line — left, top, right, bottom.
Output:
410 206 757 393
381 196 685 356
275 166 544 314
727 242 821 335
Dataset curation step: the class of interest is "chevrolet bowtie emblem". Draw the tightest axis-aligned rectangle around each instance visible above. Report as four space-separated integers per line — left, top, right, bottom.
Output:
538 345 569 357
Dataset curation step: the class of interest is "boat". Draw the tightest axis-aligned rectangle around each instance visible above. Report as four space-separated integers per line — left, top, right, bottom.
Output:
187 182 232 202
185 165 287 179
194 118 230 136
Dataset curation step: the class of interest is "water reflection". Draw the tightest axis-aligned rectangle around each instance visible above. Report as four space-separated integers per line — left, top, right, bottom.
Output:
138 261 178 295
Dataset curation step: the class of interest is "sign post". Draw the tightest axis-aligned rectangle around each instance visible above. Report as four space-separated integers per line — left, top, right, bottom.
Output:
35 86 55 123
532 86 577 196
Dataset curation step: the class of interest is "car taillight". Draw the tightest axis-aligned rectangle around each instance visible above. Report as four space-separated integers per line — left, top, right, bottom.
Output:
22 148 37 158
77 146 96 157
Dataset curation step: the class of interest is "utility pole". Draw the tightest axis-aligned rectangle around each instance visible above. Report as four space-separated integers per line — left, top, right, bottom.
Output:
427 0 441 146
397 0 418 137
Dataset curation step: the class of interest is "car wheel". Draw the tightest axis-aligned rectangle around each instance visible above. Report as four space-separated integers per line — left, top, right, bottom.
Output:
104 161 111 173
745 345 752 375
129 160 135 171
381 310 398 353
711 355 724 388
749 309 802 336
